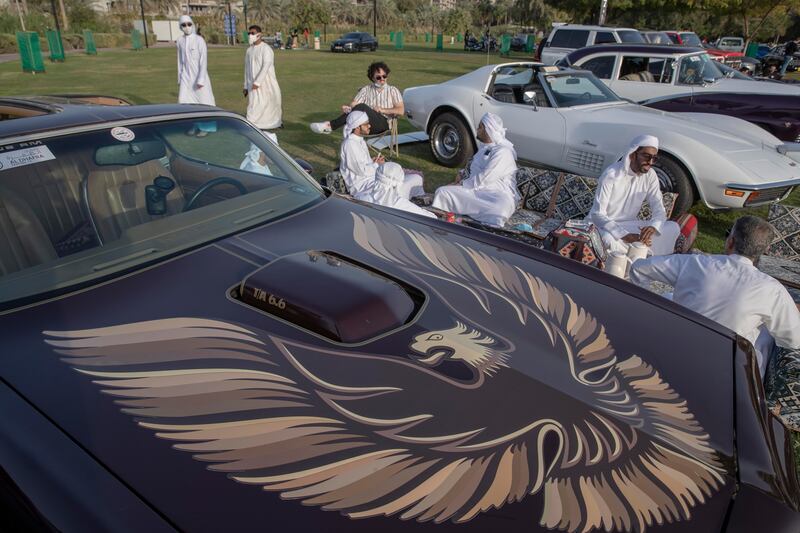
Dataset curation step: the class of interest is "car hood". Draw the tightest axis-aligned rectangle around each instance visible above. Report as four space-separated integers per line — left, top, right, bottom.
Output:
0 196 737 530
709 78 800 95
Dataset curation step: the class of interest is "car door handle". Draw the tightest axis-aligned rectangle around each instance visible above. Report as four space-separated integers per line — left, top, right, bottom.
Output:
582 140 597 148
481 94 491 101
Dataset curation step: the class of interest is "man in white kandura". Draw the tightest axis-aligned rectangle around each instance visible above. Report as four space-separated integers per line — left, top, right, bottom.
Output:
432 112 519 227
339 111 423 198
586 134 680 256
239 143 272 176
630 215 800 376
243 25 282 133
177 15 215 106
354 162 436 219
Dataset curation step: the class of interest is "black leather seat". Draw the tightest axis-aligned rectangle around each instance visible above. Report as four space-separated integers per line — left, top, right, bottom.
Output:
0 186 58 275
491 84 516 103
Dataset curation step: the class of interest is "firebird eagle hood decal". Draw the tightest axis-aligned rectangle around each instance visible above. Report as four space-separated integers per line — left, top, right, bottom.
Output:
43 214 725 532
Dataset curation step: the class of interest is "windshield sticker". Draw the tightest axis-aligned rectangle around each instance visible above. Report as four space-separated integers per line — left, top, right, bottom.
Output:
111 127 135 142
0 145 55 171
688 55 700 62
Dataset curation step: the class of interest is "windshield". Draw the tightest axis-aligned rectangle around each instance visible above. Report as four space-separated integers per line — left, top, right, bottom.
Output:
680 32 702 46
715 61 752 80
645 32 672 44
618 30 645 43
542 72 620 107
0 115 323 306
342 33 361 39
676 53 725 84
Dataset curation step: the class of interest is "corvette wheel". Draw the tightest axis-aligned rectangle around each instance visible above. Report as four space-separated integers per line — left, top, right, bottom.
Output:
430 112 475 168
652 154 695 216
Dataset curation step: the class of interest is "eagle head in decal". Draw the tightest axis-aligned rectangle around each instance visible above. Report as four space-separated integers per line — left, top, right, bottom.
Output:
42 214 728 533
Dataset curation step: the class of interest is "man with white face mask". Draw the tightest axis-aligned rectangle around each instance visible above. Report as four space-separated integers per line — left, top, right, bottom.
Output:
243 25 282 132
354 162 436 219
432 113 519 228
176 15 215 107
339 111 423 198
585 134 680 256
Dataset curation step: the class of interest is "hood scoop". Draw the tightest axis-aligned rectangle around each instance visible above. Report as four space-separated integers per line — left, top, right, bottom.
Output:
236 251 422 343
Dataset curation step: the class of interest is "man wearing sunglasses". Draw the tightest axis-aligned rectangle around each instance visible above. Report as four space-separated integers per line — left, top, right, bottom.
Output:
176 15 215 110
311 61 403 135
630 216 800 377
243 25 282 132
586 134 680 256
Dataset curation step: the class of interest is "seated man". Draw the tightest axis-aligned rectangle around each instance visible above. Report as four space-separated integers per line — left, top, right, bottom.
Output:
354 162 436 219
630 215 800 376
585 134 680 256
310 61 403 136
432 113 519 228
239 143 272 175
339 111 423 198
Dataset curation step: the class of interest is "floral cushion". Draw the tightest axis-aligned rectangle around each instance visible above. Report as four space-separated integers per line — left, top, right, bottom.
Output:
321 171 349 195
767 204 800 262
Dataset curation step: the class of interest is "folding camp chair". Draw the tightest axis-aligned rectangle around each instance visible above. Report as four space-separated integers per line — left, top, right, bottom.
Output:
365 115 399 158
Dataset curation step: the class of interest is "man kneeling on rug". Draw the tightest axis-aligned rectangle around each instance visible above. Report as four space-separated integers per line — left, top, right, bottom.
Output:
432 113 519 228
586 134 680 256
355 162 436 219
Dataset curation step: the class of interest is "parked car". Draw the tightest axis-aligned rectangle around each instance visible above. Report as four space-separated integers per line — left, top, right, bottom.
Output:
561 44 800 142
403 62 800 214
330 32 378 52
2 97 800 533
714 36 745 53
641 31 673 44
511 32 530 51
665 31 745 68
540 24 644 64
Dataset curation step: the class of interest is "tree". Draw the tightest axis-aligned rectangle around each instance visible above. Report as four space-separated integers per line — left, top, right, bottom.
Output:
289 0 329 29
441 6 472 35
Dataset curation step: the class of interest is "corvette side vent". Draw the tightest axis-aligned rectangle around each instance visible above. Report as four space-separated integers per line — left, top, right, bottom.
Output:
566 149 605 174
234 251 423 343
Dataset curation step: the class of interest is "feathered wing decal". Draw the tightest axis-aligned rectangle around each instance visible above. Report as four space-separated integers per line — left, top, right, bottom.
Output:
40 215 726 531
351 213 727 531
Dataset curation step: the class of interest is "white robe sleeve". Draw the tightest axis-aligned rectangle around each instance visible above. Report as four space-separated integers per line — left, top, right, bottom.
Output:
243 48 249 89
629 255 684 287
177 38 183 85
252 46 272 88
469 147 513 190
195 37 209 87
589 169 627 239
764 286 800 350
644 171 666 233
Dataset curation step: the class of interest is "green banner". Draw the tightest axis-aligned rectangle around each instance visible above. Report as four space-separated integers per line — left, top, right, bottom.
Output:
425 32 430 43
241 30 248 45
525 34 535 53
456 33 462 42
17 31 45 73
389 31 394 42
436 33 443 51
745 42 759 58
395 31 404 50
46 30 65 62
84 30 97 55
131 29 143 51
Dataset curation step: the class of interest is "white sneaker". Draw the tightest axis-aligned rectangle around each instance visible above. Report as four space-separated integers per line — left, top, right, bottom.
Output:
310 121 332 134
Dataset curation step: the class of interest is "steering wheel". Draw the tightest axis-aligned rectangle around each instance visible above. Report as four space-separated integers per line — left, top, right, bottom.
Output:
183 177 248 212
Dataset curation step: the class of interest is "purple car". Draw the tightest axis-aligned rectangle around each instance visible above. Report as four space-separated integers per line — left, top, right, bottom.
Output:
1 98 799 532
562 43 800 142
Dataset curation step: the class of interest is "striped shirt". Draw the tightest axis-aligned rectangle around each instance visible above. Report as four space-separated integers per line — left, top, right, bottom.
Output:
353 84 403 117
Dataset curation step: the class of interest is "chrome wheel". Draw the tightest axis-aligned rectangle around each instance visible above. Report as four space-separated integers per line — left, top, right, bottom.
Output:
434 124 461 160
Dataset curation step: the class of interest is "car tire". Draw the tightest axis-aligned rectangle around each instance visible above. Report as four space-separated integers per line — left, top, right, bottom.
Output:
429 112 476 168
651 154 695 216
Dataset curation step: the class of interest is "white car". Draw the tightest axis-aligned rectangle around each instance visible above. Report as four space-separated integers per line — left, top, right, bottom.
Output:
715 36 745 53
540 24 644 65
403 62 800 214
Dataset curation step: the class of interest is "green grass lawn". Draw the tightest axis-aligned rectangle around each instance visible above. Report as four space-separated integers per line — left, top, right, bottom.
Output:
1 43 798 252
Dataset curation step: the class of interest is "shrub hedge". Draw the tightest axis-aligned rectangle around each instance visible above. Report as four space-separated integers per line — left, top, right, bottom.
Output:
0 32 132 54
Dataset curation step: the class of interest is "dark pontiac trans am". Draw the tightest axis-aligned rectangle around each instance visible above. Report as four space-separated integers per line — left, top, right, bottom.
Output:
0 100 799 532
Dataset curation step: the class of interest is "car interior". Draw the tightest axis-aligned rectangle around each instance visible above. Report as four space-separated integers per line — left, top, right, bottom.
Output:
619 56 674 83
0 118 293 276
489 67 551 107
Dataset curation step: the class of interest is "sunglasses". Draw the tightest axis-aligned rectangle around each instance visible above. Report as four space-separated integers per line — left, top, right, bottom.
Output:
374 75 388 81
637 152 658 163
248 31 258 35
180 22 192 27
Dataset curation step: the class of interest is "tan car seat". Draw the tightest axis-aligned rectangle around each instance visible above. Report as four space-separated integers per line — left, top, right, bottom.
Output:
83 159 185 244
0 186 58 275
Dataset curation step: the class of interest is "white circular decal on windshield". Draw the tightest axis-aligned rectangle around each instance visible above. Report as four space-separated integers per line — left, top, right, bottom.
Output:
111 127 135 142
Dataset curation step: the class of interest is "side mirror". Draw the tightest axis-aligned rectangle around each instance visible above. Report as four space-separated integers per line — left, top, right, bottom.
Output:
294 158 314 174
522 91 539 110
